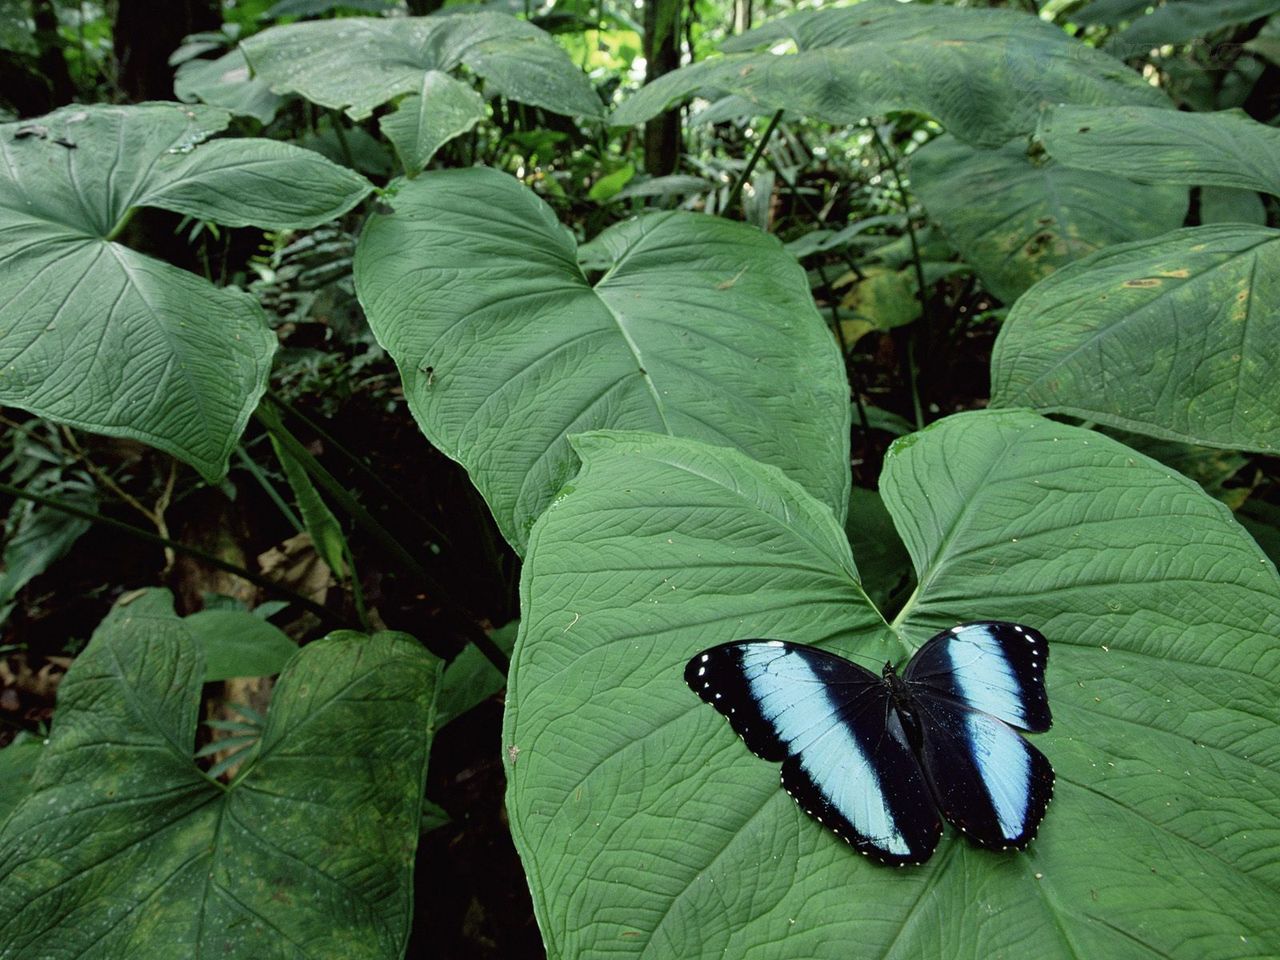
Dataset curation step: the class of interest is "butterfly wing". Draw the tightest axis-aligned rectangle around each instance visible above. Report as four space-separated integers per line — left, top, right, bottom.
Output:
686 641 942 865
910 693 1054 850
902 621 1051 732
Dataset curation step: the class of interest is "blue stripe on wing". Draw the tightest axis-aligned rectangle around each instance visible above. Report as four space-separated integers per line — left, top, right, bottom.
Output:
903 622 1051 732
912 693 1055 850
686 641 942 865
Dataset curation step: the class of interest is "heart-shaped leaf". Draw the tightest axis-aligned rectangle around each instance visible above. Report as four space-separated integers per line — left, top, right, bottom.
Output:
353 167 850 551
0 103 372 479
991 225 1280 454
241 13 602 171
504 415 1280 958
611 1 1167 146
1039 106 1280 198
911 134 1187 302
0 590 440 959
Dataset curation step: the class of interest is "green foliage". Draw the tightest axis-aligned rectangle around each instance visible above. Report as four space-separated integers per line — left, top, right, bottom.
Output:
911 133 1187 302
240 12 603 171
354 167 850 551
991 225 1280 454
3 0 1280 956
612 1 1167 146
504 417 1280 959
0 103 369 480
1039 106 1280 198
182 607 299 681
0 592 440 959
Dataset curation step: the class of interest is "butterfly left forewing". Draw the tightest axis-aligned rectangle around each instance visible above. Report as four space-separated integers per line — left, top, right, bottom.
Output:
910 693 1054 851
686 642 942 864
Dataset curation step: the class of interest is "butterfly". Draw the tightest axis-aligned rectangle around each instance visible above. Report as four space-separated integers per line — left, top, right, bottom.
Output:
685 621 1054 866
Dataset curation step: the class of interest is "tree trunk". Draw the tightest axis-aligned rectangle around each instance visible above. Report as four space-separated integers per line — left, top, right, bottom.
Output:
114 0 220 103
31 0 75 107
642 0 682 176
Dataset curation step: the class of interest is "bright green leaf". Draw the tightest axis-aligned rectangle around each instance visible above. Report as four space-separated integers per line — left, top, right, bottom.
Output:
0 595 440 959
612 1 1167 146
354 167 850 551
991 225 1280 454
588 163 636 202
504 415 1280 958
184 608 299 681
1040 105 1280 198
241 13 602 122
911 134 1187 303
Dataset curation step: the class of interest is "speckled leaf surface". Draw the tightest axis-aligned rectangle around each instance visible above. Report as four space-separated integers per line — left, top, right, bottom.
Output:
0 593 440 960
0 103 371 479
241 13 601 123
611 1 1166 146
1039 106 1280 198
991 225 1280 454
353 167 849 552
911 134 1187 302
503 416 1280 959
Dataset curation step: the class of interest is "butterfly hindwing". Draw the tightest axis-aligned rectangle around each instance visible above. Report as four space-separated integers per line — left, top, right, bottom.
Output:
911 693 1055 850
686 642 942 865
903 621 1051 732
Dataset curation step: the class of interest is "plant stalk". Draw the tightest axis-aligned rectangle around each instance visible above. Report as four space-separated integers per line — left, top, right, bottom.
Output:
726 109 784 216
0 480 340 625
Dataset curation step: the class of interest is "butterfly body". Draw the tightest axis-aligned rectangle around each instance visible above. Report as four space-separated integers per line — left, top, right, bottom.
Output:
685 622 1054 866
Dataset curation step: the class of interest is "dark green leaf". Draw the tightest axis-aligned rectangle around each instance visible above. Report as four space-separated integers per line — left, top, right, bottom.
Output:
0 595 440 959
911 134 1186 302
612 1 1167 146
1040 106 1280 198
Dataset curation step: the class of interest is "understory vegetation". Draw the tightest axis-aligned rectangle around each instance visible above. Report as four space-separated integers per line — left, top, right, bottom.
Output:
1 0 1278 956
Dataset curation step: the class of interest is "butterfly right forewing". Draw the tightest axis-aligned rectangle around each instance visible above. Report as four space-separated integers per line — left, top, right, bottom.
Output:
686 641 942 865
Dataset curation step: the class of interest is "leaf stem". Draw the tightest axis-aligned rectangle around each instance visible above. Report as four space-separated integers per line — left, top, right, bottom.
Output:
253 405 509 674
726 109 783 216
0 480 340 626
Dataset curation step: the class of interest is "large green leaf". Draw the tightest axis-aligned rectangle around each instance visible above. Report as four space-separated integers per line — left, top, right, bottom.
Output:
1039 105 1280 198
174 48 283 125
504 418 1280 959
0 591 440 959
353 167 850 551
1106 0 1280 53
241 13 602 171
0 103 371 479
611 1 1167 146
991 225 1280 454
911 134 1187 303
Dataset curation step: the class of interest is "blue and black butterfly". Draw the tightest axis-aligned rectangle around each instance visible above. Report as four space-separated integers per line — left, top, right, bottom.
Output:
685 622 1054 866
